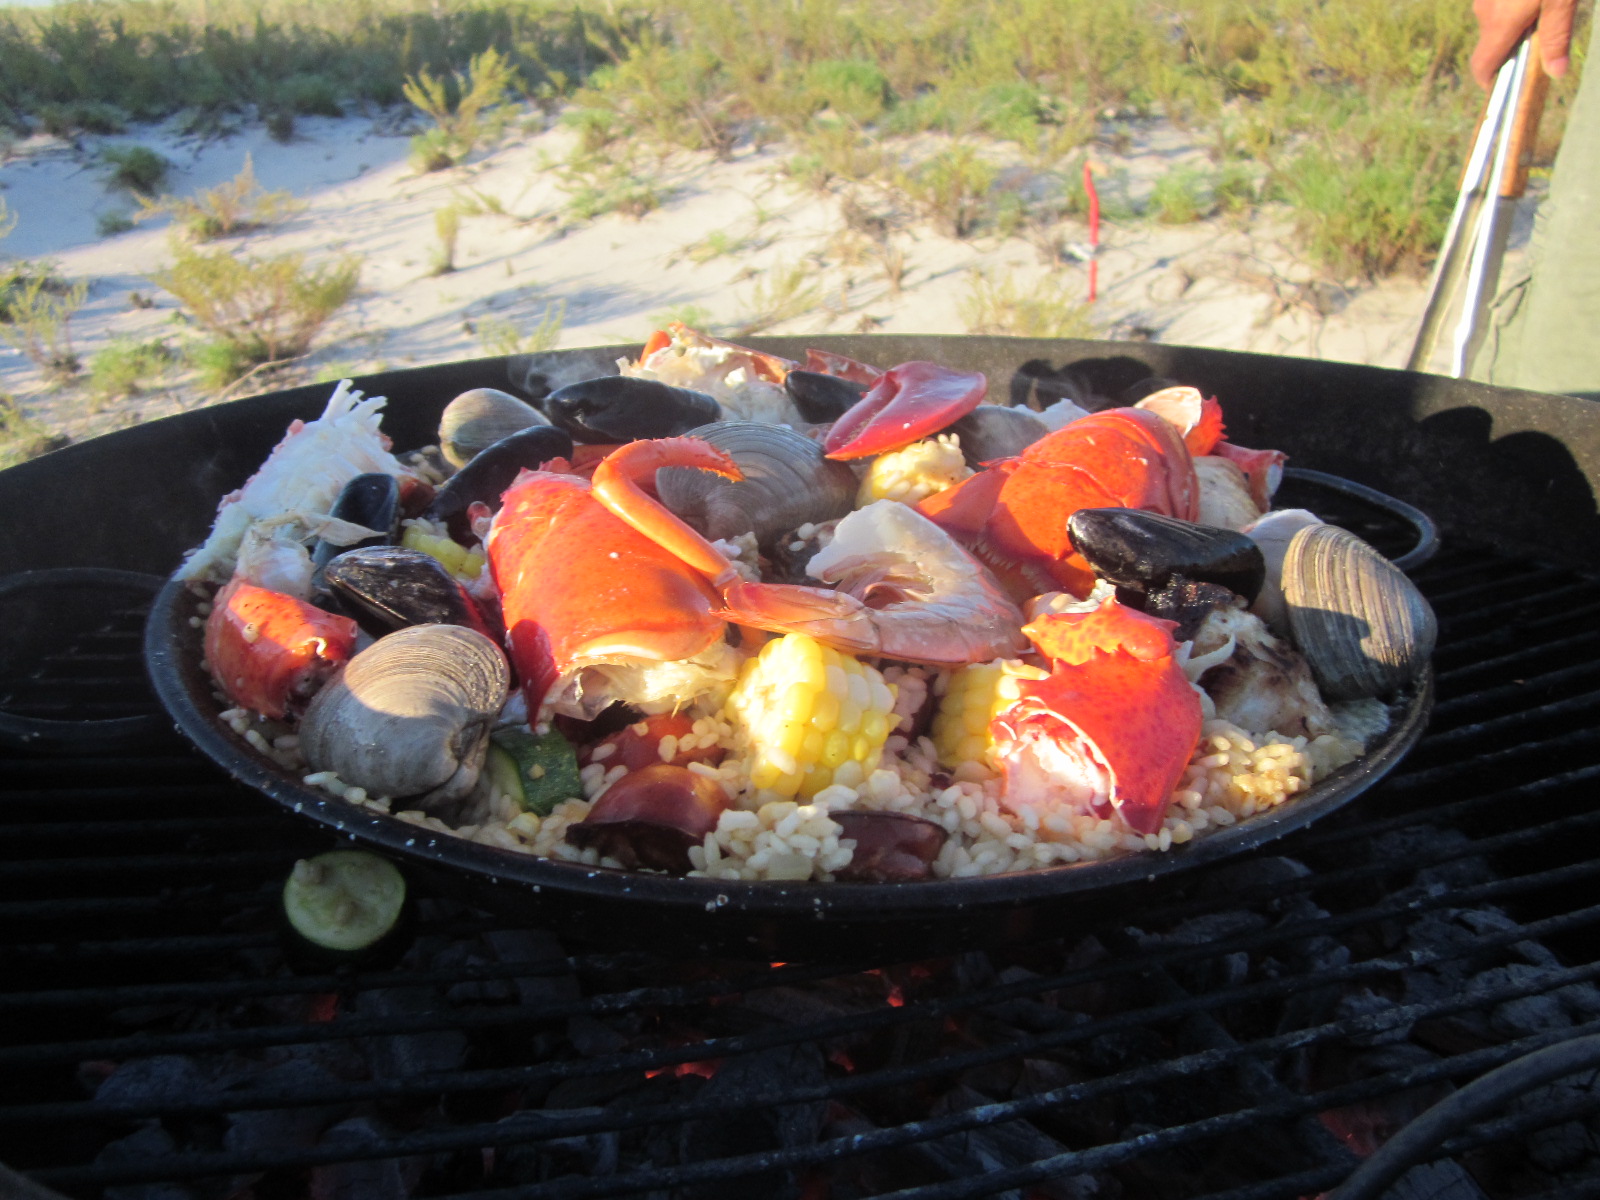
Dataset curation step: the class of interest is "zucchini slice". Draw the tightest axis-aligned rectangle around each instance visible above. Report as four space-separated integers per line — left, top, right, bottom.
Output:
281 850 410 963
486 724 582 816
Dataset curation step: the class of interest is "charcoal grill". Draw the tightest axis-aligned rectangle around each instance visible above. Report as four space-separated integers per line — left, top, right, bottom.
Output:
4 337 1600 1198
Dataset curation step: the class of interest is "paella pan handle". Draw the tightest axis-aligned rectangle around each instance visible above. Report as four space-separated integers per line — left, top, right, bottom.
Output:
1280 467 1439 575
0 567 169 754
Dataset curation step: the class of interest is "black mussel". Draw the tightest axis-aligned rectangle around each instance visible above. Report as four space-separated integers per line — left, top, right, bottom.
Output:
947 404 1049 466
1139 578 1243 643
784 369 869 424
423 424 574 544
542 376 721 444
324 546 485 637
310 473 401 598
1067 508 1266 603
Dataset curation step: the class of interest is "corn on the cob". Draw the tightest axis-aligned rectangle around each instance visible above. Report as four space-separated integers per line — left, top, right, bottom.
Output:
401 522 485 581
930 658 1050 770
724 633 898 801
855 434 972 507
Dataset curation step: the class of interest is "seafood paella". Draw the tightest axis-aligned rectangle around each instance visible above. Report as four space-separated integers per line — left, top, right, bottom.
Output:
176 326 1435 886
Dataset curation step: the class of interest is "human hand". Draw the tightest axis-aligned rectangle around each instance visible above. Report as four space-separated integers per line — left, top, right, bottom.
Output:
1470 0 1577 87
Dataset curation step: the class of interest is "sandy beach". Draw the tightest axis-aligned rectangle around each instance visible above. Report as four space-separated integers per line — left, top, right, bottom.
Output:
0 104 1535 446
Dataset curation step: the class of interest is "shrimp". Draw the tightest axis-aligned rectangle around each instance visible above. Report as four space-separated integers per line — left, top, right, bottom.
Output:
718 500 1030 665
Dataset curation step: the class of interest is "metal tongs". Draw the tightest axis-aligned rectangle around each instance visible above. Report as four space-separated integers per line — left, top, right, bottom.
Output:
1407 38 1549 376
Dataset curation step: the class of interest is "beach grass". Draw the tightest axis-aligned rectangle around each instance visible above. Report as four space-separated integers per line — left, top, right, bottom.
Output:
1 0 1582 286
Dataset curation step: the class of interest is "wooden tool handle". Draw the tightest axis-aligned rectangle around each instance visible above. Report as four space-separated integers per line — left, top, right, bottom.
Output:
1499 45 1549 197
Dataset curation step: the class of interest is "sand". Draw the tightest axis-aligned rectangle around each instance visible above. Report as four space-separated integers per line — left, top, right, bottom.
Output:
0 105 1538 445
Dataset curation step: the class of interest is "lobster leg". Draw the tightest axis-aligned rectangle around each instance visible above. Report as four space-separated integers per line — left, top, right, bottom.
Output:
589 437 745 586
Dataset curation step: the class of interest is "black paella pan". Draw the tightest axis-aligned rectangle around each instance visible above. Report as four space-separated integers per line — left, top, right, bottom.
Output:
13 336 1587 958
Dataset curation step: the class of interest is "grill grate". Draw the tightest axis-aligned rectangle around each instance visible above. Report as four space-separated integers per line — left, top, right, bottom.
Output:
4 541 1600 1199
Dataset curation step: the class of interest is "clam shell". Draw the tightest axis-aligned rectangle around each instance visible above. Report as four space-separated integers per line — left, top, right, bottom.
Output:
1282 523 1435 702
438 388 548 470
298 624 509 806
655 421 856 549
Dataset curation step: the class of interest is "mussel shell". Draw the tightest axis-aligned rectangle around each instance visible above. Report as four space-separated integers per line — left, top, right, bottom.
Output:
1282 523 1436 702
655 421 857 549
438 388 550 470
1067 508 1266 603
424 424 574 543
783 369 868 424
1139 578 1244 643
298 624 509 806
543 376 722 444
311 473 400 575
947 404 1049 466
323 546 482 637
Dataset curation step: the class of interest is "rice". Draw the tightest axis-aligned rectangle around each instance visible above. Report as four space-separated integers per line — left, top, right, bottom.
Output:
312 691 1369 882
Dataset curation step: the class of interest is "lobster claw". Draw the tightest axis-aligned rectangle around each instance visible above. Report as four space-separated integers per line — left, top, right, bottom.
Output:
824 362 987 461
991 597 1202 836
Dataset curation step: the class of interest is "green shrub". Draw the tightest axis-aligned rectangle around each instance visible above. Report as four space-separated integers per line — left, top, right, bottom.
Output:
403 46 516 172
0 270 88 380
280 73 342 118
960 269 1095 338
430 204 462 276
100 145 170 196
728 260 822 337
150 245 360 382
265 109 296 143
37 101 126 137
1214 162 1257 217
559 153 663 222
186 337 257 391
137 154 304 241
896 144 997 239
1149 165 1212 224
477 301 565 356
88 338 174 406
804 59 890 123
0 394 67 468
96 211 136 237
1279 100 1463 278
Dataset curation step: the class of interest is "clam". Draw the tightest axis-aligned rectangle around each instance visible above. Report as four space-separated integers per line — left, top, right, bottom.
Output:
439 388 549 470
1067 508 1266 605
655 421 857 549
542 376 721 444
1243 509 1324 635
946 404 1049 466
298 624 509 807
1281 523 1435 702
783 369 868 424
423 424 574 543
